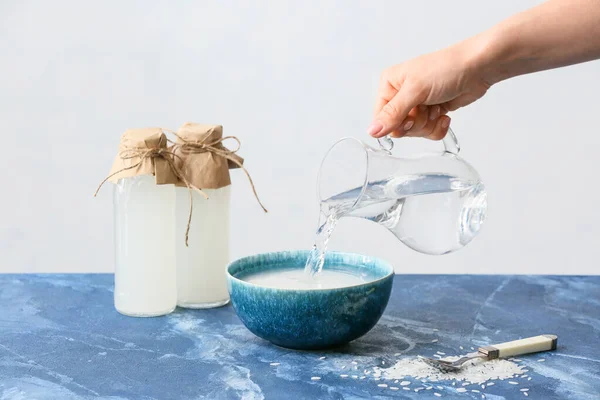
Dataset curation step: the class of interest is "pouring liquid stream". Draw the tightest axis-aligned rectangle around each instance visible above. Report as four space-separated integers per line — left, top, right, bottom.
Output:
304 173 487 276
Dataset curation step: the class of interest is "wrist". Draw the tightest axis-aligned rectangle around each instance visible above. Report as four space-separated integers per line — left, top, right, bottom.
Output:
461 26 515 87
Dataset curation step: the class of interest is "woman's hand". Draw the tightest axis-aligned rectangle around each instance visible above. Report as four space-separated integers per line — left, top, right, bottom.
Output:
368 40 492 140
369 0 600 141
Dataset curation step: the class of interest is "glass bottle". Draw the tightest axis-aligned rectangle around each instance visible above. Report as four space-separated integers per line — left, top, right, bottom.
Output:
113 175 177 316
171 122 266 309
175 186 231 308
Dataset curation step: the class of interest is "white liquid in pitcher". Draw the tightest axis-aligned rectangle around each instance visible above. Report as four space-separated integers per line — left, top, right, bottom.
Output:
305 174 487 275
243 268 367 290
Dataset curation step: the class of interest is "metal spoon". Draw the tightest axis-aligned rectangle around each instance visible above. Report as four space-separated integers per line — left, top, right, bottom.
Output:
421 334 558 373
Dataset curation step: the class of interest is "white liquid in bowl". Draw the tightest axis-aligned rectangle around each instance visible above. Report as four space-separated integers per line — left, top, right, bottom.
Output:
242 268 368 290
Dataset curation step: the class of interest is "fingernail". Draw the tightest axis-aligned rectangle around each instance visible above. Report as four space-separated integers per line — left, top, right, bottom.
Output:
403 120 414 131
441 116 451 129
429 105 440 121
367 121 384 137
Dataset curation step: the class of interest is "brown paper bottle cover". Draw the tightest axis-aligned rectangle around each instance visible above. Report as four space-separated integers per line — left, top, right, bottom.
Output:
96 127 207 247
106 128 179 185
173 123 243 189
95 124 266 246
173 122 267 212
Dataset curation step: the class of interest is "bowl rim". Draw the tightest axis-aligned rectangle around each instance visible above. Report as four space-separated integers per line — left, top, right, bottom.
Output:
226 250 394 292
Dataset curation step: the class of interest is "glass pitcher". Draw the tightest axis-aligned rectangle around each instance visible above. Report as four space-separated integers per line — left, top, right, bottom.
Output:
317 129 487 256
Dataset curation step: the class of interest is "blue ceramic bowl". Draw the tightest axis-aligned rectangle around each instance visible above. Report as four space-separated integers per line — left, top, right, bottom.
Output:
226 251 394 350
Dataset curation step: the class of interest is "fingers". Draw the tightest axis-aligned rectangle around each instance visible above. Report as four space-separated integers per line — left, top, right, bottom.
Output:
389 105 448 139
411 105 431 132
372 85 395 120
369 76 451 141
390 105 427 138
389 116 416 138
369 82 422 138
403 113 451 140
427 115 451 141
429 105 440 121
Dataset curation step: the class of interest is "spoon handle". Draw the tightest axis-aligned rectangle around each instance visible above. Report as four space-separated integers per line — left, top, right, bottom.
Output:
478 334 558 360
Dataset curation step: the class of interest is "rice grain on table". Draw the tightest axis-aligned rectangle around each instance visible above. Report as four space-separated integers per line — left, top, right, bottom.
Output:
311 377 321 381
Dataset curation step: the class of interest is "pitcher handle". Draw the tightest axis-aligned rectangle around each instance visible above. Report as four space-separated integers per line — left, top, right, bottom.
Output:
443 127 460 155
377 136 395 153
377 127 461 155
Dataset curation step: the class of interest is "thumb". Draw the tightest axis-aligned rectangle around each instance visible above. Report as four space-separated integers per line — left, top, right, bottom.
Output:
369 85 421 138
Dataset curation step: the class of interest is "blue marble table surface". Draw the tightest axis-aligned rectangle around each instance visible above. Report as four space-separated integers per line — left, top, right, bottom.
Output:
0 274 599 400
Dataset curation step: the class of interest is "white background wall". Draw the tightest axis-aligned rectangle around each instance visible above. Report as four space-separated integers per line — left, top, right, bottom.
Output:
1 0 599 274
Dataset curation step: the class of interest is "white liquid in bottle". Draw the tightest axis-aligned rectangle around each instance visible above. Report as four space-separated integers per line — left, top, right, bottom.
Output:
113 175 177 317
175 185 231 308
